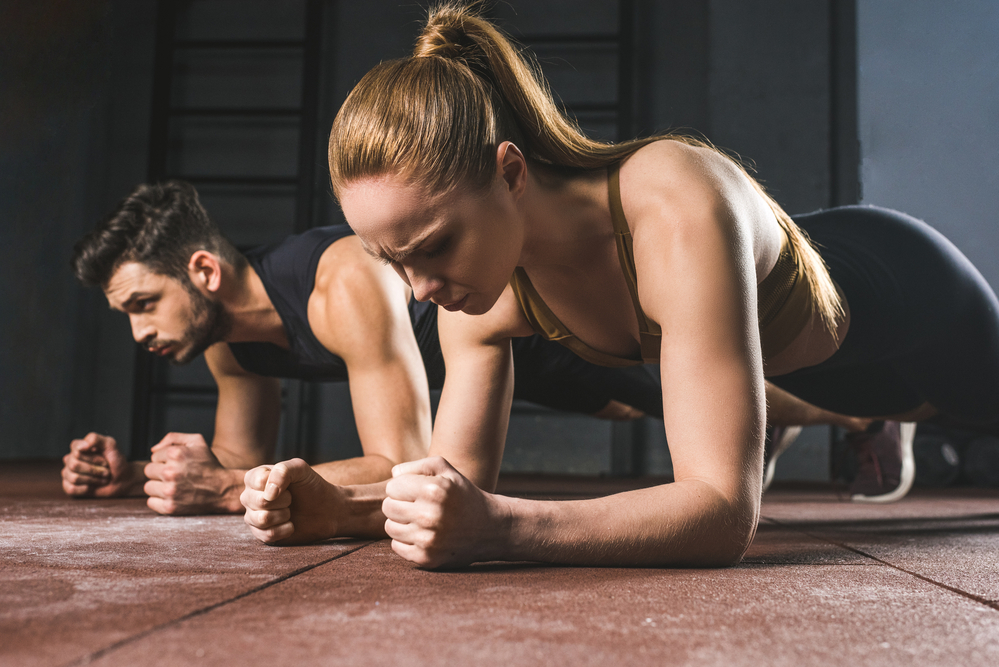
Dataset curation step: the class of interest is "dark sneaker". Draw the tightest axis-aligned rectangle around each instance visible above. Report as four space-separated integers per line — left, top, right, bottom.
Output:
763 425 803 492
849 421 916 503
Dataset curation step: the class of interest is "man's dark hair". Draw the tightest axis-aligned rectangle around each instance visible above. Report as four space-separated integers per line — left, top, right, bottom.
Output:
71 180 246 287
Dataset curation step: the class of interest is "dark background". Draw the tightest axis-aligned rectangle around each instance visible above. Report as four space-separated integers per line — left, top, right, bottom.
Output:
2 1 996 479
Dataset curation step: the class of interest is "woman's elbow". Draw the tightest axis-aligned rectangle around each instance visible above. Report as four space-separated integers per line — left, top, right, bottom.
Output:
692 495 759 568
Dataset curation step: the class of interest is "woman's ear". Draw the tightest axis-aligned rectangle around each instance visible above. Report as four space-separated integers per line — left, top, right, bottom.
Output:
187 251 223 294
497 141 527 197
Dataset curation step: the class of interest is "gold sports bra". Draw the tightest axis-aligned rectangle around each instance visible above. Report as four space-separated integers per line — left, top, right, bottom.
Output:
509 165 815 367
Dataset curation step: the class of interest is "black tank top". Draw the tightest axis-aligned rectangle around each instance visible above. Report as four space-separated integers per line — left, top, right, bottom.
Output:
228 225 445 387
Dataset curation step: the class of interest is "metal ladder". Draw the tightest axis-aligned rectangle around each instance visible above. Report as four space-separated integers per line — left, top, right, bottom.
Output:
496 0 647 475
131 0 326 458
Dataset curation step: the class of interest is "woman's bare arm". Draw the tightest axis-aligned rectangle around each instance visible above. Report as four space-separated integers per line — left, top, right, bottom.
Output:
384 142 767 568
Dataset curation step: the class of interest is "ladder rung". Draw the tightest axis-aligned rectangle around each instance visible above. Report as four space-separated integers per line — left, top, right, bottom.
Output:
178 175 299 186
174 39 306 50
170 107 303 118
563 103 621 113
150 385 218 395
516 33 619 45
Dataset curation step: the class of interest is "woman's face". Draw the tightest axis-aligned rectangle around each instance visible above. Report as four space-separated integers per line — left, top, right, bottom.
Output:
341 171 524 316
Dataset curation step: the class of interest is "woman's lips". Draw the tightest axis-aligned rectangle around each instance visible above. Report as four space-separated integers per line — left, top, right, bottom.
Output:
441 295 468 312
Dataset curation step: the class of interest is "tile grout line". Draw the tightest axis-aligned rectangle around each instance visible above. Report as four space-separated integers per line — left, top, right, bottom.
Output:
61 540 377 667
762 516 999 612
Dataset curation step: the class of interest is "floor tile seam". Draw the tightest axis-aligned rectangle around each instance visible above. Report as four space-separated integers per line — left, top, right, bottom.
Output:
765 517 999 613
58 540 377 667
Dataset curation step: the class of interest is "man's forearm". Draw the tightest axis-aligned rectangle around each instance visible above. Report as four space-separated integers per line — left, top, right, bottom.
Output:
337 480 390 538
120 461 151 496
312 455 396 486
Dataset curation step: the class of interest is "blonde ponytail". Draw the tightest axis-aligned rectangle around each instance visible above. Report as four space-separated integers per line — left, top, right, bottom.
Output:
328 1 843 334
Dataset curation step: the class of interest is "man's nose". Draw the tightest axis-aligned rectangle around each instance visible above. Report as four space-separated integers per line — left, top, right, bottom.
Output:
130 317 155 345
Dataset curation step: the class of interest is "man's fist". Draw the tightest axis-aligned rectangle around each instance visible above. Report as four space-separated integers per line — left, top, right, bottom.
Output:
62 433 143 498
143 433 244 514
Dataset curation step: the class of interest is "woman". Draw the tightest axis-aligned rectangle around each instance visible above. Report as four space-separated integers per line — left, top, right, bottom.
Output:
242 4 999 567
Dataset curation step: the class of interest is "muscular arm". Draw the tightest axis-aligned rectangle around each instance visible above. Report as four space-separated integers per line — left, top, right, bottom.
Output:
509 146 765 565
207 342 281 468
385 143 766 568
308 237 432 485
241 240 433 543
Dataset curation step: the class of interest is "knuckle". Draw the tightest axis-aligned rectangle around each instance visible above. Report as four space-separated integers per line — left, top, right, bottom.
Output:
414 531 439 551
416 507 442 529
423 481 448 503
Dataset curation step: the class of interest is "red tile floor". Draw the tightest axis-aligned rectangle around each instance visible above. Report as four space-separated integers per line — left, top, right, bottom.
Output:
3 461 999 666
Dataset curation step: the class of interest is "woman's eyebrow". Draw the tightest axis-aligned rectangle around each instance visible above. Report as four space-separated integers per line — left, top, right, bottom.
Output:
361 224 443 263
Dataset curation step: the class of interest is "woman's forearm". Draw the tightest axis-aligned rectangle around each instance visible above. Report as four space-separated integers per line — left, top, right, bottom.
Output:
497 480 758 567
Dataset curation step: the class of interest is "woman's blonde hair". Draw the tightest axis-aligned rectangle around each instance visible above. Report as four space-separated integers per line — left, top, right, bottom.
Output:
328 2 843 333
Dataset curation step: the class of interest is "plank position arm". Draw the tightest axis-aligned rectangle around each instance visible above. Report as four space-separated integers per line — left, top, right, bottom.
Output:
307 236 433 484
134 343 282 514
240 238 432 542
382 143 765 568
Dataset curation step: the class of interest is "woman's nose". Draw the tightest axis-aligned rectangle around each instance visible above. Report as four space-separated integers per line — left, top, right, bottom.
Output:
407 266 444 302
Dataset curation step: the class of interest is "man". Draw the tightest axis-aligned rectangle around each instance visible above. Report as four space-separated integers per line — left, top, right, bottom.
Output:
62 181 663 514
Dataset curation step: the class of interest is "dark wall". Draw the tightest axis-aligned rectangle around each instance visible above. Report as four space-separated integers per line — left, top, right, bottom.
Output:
1 0 852 462
857 0 999 292
0 1 156 459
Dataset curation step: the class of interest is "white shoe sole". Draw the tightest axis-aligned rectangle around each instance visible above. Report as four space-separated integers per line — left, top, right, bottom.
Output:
763 425 803 492
851 422 917 503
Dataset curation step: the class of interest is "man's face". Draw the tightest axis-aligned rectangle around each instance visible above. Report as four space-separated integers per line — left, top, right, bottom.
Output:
104 261 230 365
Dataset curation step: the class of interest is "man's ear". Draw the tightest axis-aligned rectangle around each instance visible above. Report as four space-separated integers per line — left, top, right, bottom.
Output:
496 141 527 198
187 251 223 295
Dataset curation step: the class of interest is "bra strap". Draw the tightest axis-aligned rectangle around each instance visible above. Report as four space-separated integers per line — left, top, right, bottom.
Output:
608 165 663 362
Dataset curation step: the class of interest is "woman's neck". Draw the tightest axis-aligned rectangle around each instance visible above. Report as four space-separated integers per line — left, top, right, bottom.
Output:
518 166 613 271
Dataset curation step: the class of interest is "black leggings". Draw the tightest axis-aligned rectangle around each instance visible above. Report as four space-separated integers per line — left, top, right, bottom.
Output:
511 336 663 418
770 206 999 430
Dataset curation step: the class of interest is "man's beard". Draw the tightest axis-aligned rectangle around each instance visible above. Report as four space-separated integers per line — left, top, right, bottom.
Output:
169 283 232 365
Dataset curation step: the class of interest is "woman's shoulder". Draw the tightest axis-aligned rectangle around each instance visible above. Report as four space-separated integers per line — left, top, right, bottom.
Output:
617 138 756 230
621 139 744 191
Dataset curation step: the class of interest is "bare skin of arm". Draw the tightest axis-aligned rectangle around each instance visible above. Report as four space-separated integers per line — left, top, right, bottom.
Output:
80 236 430 518
61 343 279 513
140 342 281 514
241 238 431 541
307 237 432 484
382 141 770 568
